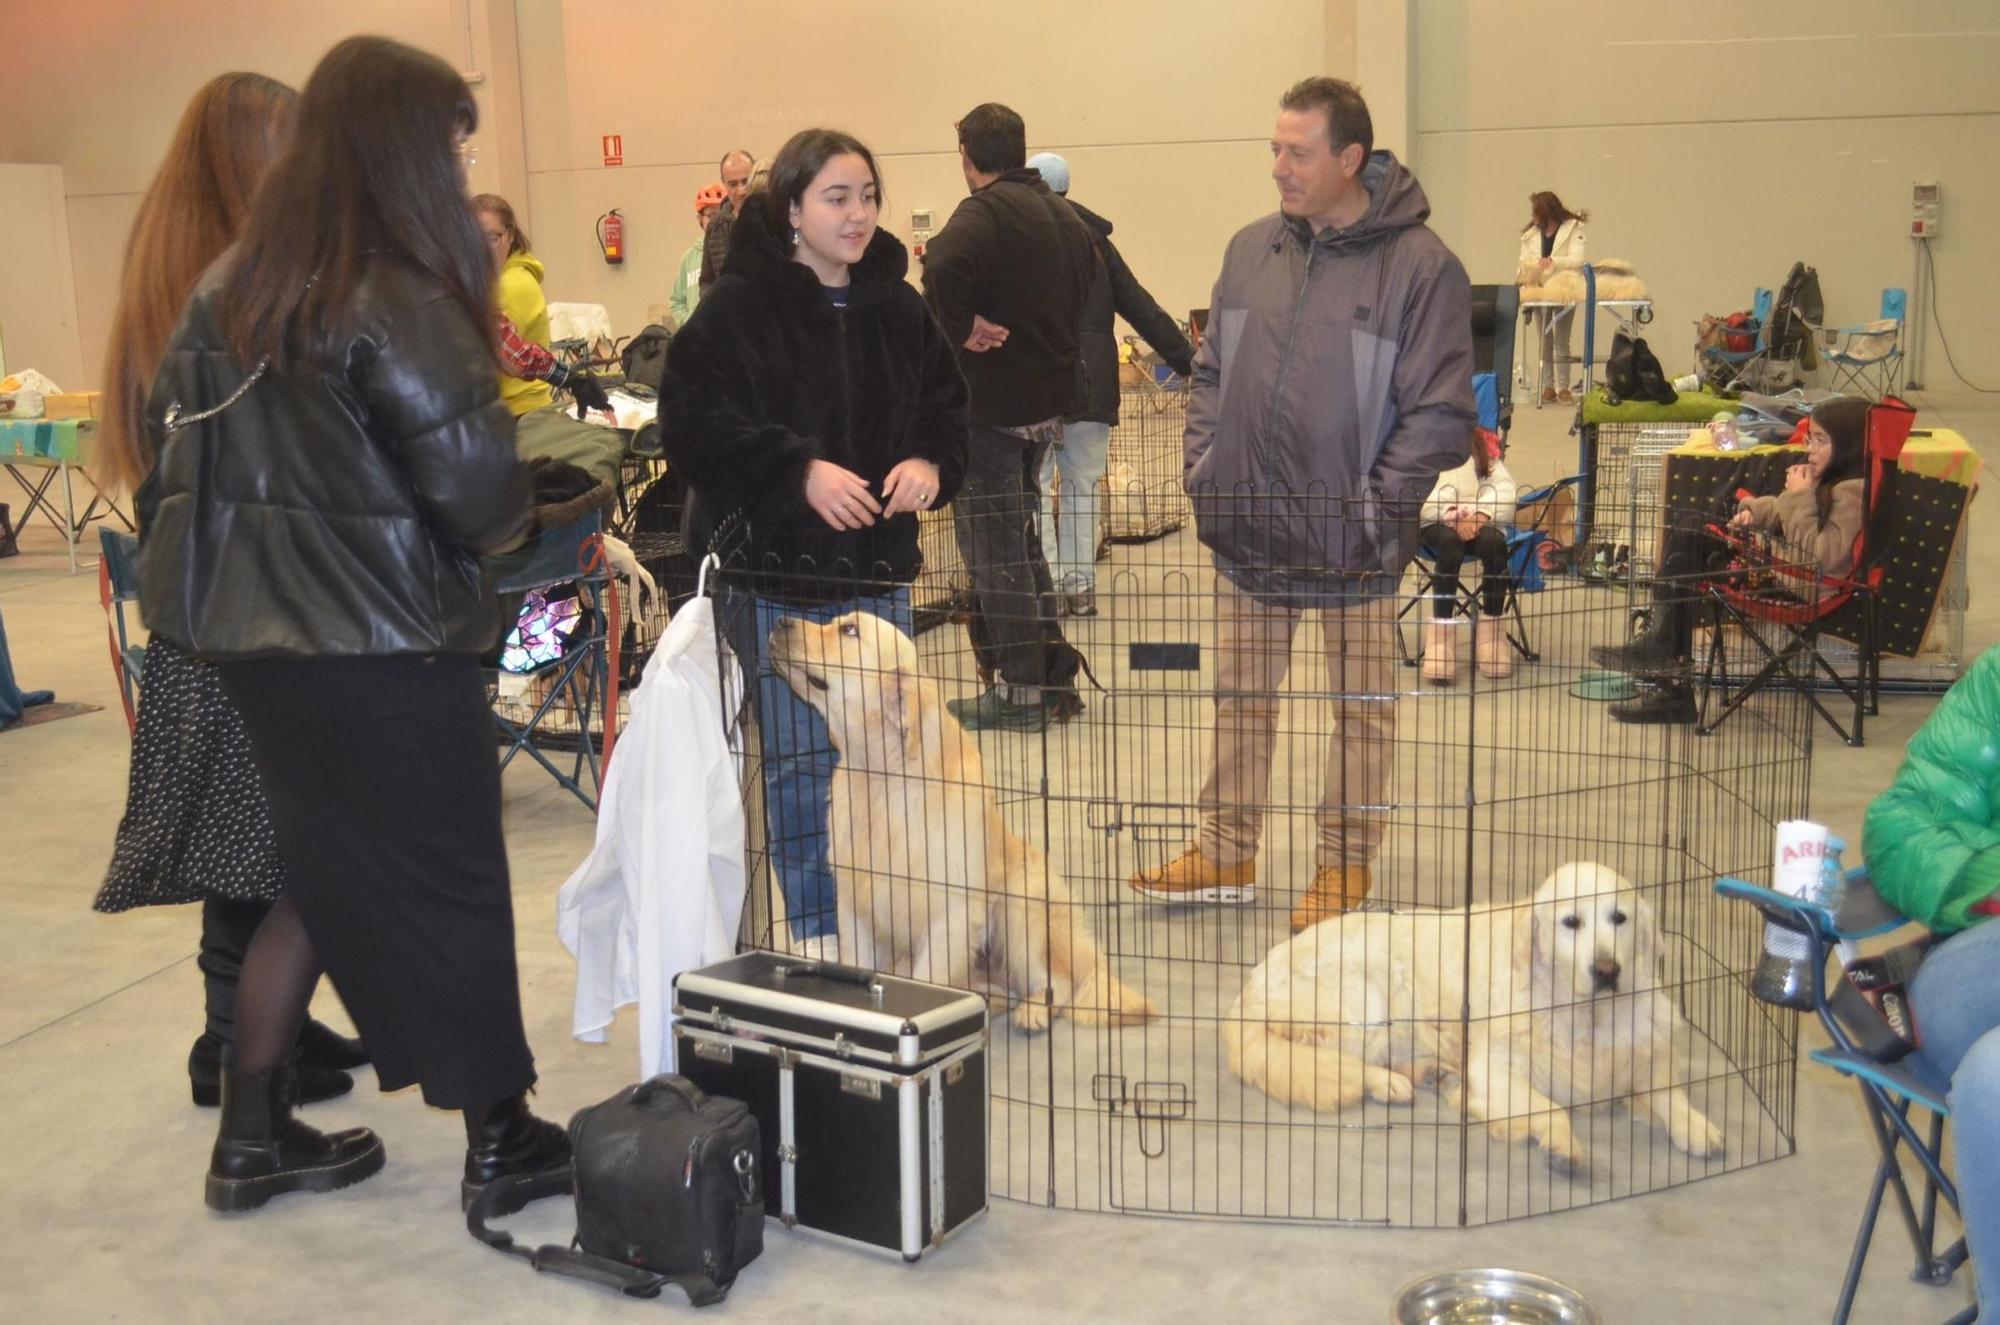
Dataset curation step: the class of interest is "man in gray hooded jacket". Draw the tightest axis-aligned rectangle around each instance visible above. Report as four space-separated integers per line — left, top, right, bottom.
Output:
1131 77 1474 934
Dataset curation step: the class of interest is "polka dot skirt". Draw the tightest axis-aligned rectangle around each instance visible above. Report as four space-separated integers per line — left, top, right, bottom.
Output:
94 636 285 913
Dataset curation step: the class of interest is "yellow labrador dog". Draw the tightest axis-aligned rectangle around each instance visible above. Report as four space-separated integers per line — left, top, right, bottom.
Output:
768 611 1156 1032
1226 862 1723 1171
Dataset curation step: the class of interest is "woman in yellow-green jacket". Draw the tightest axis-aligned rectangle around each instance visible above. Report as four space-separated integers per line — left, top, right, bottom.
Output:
474 193 622 486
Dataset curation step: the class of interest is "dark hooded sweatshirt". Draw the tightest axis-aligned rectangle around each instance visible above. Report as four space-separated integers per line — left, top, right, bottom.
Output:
1065 197 1195 426
661 207 969 601
1185 151 1475 601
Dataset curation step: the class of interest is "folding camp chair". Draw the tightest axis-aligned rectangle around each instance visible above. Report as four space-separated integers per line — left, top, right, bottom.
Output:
1470 283 1519 440
1698 288 1774 393
1814 289 1907 400
1692 399 1915 747
1395 476 1581 670
98 528 146 733
1715 871 1974 1325
486 513 620 810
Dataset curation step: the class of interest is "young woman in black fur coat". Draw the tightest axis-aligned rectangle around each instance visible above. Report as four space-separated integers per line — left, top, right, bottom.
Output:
661 127 969 953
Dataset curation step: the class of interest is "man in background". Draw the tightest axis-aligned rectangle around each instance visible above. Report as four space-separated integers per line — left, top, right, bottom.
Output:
923 102 1097 733
699 147 756 292
1023 150 1194 618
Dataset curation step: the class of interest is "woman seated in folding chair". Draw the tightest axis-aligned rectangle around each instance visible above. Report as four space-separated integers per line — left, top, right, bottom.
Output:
1591 394 1868 724
475 193 624 488
1864 643 2000 1322
1415 426 1517 684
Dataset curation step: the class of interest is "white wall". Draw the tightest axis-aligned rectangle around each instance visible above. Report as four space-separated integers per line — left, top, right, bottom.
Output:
5 0 1993 394
0 0 520 386
0 166 83 386
0 0 1367 381
516 0 1362 338
1412 1 2000 383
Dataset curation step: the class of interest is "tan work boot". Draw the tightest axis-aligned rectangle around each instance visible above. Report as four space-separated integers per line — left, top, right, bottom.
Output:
1130 845 1257 905
1421 619 1459 685
1475 615 1514 678
1289 864 1373 933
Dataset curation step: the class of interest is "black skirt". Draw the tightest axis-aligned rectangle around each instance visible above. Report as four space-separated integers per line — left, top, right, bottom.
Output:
95 637 285 913
216 653 537 1110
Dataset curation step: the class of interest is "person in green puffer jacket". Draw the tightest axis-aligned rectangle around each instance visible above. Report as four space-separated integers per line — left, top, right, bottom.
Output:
1866 645 2000 932
1862 643 2000 1320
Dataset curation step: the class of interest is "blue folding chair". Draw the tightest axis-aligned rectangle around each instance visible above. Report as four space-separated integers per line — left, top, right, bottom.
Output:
1395 476 1581 671
486 513 615 811
98 528 146 732
1815 288 1907 399
1700 288 1775 392
1716 871 1974 1324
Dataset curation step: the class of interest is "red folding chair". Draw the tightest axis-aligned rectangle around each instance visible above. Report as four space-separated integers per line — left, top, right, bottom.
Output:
1692 398 1916 747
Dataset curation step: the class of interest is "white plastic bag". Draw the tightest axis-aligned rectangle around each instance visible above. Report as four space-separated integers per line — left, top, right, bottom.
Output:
0 368 63 420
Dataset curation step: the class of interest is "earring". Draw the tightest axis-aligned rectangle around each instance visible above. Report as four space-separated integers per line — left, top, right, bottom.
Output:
791 228 801 248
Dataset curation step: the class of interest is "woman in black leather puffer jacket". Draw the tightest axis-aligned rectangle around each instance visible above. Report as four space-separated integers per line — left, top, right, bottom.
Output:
137 36 569 1222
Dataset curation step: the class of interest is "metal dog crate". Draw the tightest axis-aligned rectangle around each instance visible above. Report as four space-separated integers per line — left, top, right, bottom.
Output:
711 494 1809 1228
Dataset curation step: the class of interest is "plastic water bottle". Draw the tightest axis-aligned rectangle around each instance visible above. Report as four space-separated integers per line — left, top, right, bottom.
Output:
1817 837 1862 969
1750 821 1829 1011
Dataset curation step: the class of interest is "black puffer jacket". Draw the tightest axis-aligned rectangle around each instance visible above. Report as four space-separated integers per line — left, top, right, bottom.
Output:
138 254 531 658
1067 198 1195 426
661 207 968 600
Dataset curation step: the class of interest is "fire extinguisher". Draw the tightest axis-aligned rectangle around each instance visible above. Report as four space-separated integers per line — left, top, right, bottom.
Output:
596 209 624 265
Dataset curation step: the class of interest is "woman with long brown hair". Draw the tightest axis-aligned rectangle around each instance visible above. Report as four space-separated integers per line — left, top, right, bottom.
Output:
1516 190 1589 404
138 36 567 1217
93 72 370 1110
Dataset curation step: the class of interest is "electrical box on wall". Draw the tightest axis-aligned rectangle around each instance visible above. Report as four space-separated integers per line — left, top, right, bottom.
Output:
910 208 935 259
1911 180 1941 239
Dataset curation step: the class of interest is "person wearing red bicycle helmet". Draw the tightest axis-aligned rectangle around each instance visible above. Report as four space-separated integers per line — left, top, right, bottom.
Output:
673 183 729 328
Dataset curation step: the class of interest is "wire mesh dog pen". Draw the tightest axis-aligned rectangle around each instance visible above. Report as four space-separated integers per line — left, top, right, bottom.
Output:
907 384 1192 626
711 490 1812 1227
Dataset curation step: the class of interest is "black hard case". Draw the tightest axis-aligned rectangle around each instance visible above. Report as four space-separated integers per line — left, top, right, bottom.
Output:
672 951 989 1261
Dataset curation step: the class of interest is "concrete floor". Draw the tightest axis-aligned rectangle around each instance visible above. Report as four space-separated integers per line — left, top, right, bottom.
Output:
1 391 1992 1323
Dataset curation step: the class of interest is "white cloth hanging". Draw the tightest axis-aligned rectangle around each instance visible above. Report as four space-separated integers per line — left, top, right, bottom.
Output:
556 592 745 1076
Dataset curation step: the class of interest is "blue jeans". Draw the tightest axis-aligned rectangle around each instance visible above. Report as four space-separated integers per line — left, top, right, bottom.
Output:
1909 918 2000 1316
1037 420 1111 587
725 589 912 941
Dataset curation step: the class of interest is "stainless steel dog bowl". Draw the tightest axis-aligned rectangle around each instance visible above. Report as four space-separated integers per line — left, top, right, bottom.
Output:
1392 1268 1601 1325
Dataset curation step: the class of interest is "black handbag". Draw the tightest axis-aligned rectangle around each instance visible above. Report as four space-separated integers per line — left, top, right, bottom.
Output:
1605 331 1677 406
467 1074 765 1307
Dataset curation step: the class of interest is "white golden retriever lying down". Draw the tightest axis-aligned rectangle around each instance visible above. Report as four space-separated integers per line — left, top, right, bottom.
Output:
768 611 1156 1031
1227 863 1723 1171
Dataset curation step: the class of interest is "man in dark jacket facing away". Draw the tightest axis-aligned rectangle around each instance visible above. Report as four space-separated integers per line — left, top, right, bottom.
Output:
924 103 1097 732
1025 151 1194 618
1130 77 1474 933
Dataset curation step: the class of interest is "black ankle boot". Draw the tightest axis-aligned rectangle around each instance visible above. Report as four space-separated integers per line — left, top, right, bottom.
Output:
462 1093 573 1213
189 1035 355 1107
298 1019 371 1071
1590 599 1689 676
206 1061 385 1212
1610 681 1698 726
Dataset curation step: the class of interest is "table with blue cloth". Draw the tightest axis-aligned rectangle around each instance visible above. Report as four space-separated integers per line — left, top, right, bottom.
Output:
0 418 132 574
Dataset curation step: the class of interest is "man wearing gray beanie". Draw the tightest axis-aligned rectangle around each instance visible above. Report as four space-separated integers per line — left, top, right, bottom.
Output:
1026 151 1194 616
